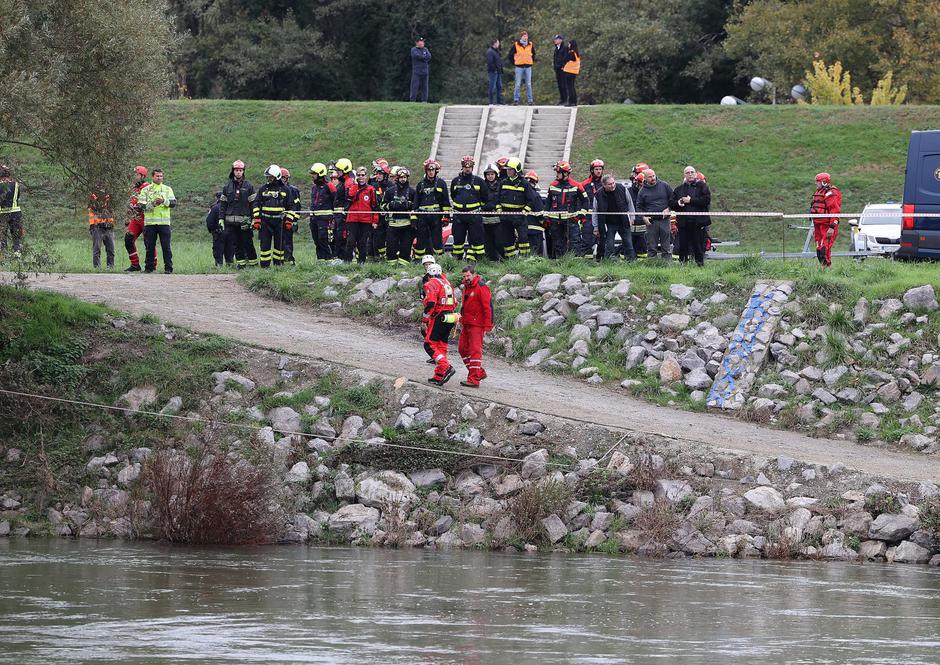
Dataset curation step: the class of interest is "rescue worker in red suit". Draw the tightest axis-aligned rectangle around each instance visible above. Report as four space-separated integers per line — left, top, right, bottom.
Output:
810 172 841 267
457 265 494 387
344 166 378 263
125 166 152 271
422 262 458 385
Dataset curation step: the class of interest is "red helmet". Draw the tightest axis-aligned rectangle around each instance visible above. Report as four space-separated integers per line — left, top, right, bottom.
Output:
460 155 475 167
496 156 509 168
590 159 605 169
524 169 539 184
134 165 148 177
635 172 645 184
372 158 389 172
696 171 706 182
280 167 291 179
632 162 650 175
232 160 246 170
554 160 572 173
423 159 441 171
815 172 831 185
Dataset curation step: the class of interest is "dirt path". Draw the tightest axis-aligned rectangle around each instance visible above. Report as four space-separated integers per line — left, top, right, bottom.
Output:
16 272 940 483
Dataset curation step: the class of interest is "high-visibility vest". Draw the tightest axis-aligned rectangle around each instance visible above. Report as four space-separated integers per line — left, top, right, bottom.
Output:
562 53 581 75
138 183 175 225
88 194 114 225
514 42 533 66
0 181 21 214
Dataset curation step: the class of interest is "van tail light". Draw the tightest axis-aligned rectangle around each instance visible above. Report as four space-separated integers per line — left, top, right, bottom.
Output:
902 204 915 230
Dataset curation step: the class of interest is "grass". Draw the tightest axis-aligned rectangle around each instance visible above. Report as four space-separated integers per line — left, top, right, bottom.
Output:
8 101 940 267
0 286 242 510
572 104 940 252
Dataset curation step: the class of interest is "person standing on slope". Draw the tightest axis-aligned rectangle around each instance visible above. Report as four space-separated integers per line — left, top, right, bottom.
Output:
458 265 494 387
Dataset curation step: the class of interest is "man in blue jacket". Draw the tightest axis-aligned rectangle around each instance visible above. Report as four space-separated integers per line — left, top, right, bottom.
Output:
409 37 431 102
486 39 504 105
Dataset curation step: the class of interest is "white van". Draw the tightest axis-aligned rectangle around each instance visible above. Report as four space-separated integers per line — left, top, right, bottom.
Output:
850 203 901 255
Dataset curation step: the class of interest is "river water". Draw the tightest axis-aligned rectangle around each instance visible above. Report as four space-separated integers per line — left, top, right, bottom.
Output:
0 539 938 664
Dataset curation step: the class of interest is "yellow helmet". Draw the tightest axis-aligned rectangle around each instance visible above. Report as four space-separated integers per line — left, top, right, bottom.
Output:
506 157 523 172
335 158 353 174
309 162 328 177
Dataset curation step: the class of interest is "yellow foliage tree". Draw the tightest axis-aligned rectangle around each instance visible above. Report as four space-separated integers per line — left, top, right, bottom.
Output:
803 60 864 105
870 71 907 105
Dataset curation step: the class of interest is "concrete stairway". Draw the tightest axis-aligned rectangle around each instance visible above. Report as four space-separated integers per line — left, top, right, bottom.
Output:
521 106 577 183
430 105 577 183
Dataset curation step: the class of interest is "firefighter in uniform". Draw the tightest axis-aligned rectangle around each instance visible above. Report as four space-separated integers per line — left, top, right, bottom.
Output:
457 265 494 387
332 158 354 257
252 165 296 267
414 159 451 258
580 159 605 255
524 170 546 257
449 156 488 261
124 166 151 271
496 157 541 258
280 167 301 265
480 163 504 261
810 172 842 268
382 167 417 266
369 159 391 261
546 160 589 257
219 159 258 269
422 262 458 386
308 162 337 260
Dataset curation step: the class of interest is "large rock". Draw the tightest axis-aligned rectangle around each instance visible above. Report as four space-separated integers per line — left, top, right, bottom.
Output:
818 542 860 561
541 514 568 543
212 371 255 393
670 284 694 300
117 463 141 487
658 353 683 383
893 540 933 564
607 280 631 299
902 285 938 311
334 471 355 499
285 462 310 483
684 368 712 390
367 277 395 298
653 480 694 503
921 364 940 387
327 504 380 537
521 449 548 480
625 346 647 370
118 386 157 412
660 313 691 333
595 311 624 327
409 468 446 488
743 487 785 512
868 513 918 541
513 312 534 329
524 348 551 367
356 471 418 508
269 406 301 433
569 324 592 344
537 273 563 294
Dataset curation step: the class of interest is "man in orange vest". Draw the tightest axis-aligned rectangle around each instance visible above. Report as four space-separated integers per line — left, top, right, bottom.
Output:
509 31 535 105
88 188 116 269
552 34 570 105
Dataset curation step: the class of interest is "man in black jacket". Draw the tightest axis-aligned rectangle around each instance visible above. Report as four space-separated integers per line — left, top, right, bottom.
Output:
206 192 234 267
410 37 431 102
593 175 636 261
635 168 674 260
669 165 711 266
486 39 504 105
552 34 569 105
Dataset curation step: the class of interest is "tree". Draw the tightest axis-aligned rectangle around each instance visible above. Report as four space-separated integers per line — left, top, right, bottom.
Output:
0 1 176 200
803 61 863 105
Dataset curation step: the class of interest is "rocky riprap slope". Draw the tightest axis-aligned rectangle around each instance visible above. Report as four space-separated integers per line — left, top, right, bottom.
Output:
5 343 938 566
304 272 940 453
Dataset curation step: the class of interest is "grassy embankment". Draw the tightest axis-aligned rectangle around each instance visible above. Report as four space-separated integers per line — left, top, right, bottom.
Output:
7 101 938 271
0 286 243 527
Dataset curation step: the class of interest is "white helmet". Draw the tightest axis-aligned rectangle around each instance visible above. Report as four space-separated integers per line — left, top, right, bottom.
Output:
426 263 442 276
264 164 282 180
421 254 436 266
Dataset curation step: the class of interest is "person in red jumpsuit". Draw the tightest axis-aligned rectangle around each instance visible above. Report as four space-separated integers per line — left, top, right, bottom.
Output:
422 262 458 385
810 172 841 267
457 265 494 388
125 165 152 271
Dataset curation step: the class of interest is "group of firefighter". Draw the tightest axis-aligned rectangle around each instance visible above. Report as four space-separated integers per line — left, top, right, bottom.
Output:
205 155 727 269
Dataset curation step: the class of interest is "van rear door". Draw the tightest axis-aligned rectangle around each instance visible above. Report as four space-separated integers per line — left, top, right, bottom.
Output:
900 130 940 259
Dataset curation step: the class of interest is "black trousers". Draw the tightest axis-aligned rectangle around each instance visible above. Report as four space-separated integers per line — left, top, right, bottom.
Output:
345 223 372 263
548 221 566 258
386 224 414 264
677 224 706 266
451 214 484 260
309 217 333 260
415 214 443 256
225 223 257 267
143 224 172 272
555 69 567 104
211 229 235 266
410 73 429 102
563 72 578 105
258 219 284 267
483 222 504 260
372 219 387 259
283 226 295 264
505 216 528 257
332 218 347 257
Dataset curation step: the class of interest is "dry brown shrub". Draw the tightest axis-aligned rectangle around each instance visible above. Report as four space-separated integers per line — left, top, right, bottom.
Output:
506 480 572 544
634 501 681 543
145 433 284 545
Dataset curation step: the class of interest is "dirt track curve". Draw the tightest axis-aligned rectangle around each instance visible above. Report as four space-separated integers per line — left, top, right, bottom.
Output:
14 272 940 484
